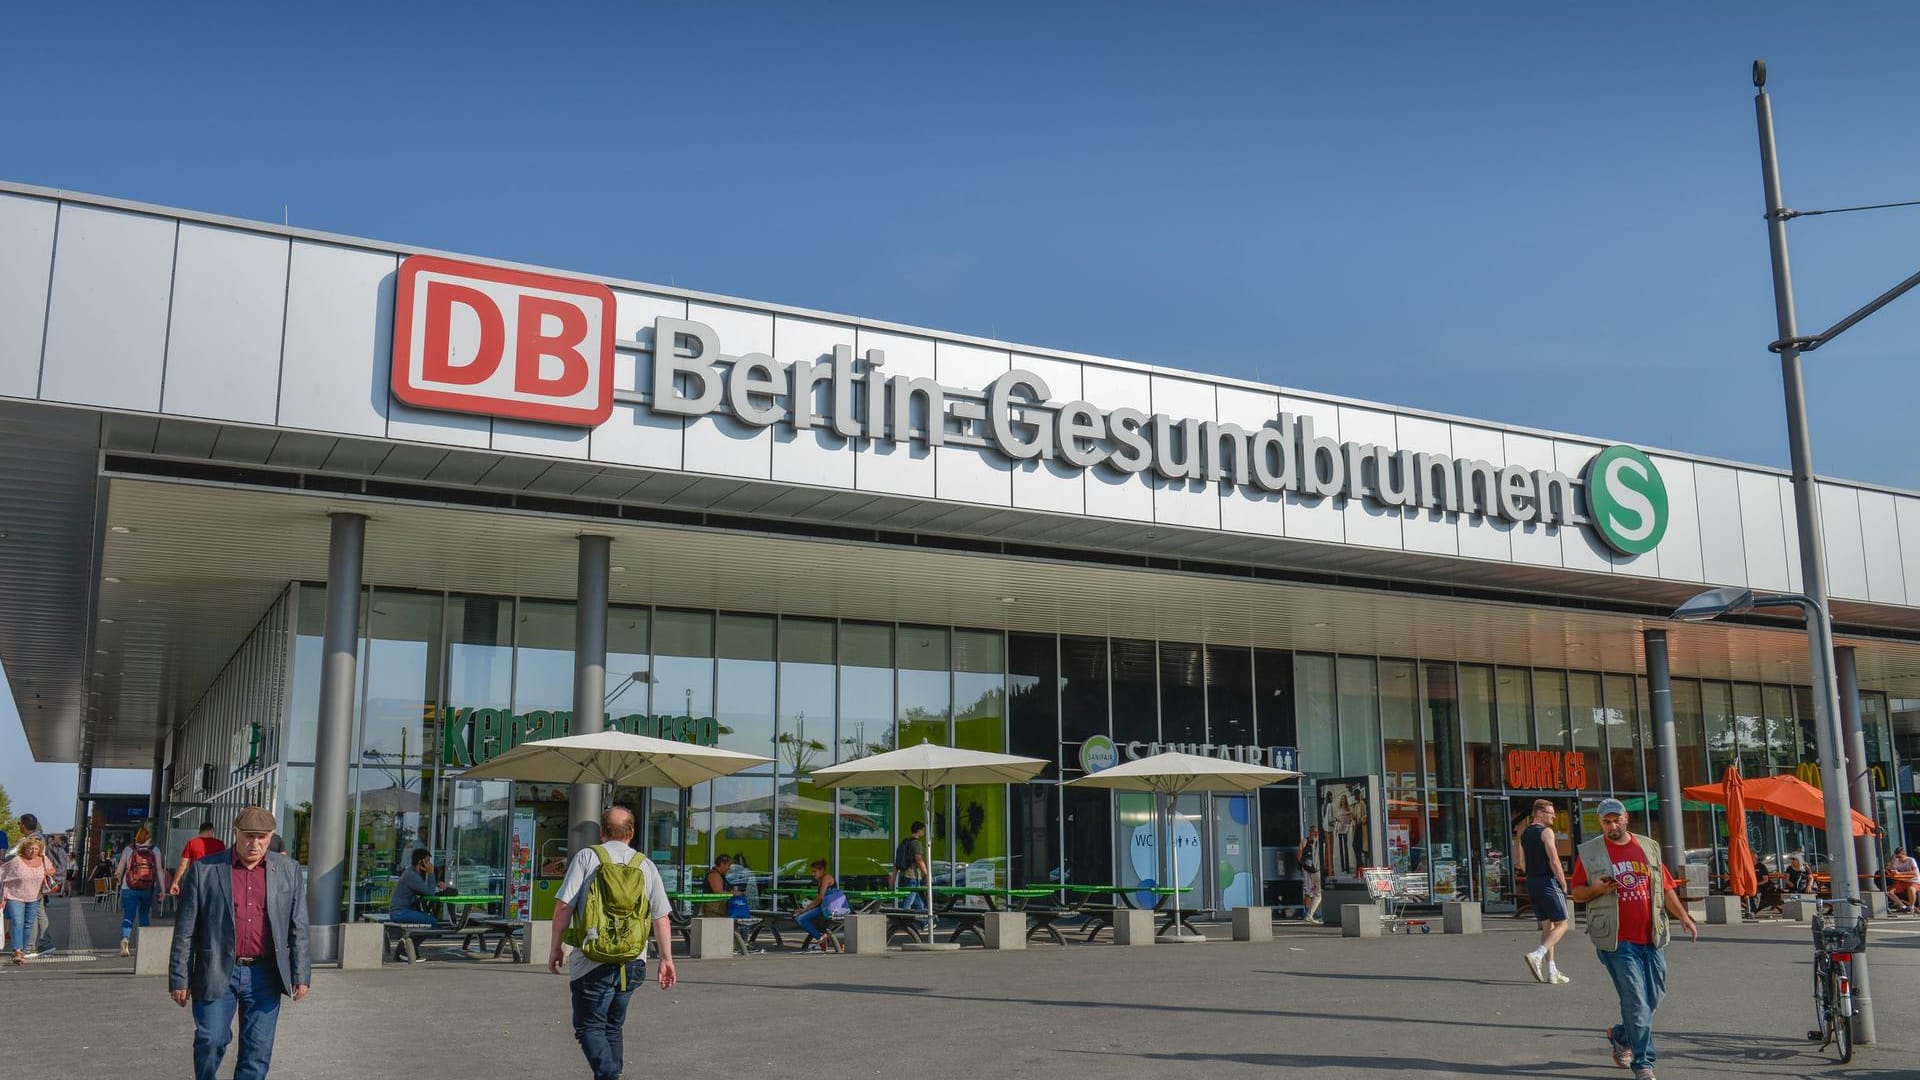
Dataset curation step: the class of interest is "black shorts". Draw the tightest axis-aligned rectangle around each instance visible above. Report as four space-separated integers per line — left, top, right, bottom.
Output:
1528 881 1569 923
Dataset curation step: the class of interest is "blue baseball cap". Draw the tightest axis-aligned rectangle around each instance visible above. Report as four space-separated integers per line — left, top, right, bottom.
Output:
1596 798 1628 818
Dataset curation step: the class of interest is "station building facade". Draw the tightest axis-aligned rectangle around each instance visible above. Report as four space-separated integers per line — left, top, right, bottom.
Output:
4 180 1916 934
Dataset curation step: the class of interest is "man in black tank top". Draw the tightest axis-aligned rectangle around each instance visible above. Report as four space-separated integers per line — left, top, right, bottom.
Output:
1518 799 1572 985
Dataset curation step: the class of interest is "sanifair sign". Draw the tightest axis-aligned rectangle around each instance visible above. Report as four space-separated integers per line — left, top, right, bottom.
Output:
385 257 1668 556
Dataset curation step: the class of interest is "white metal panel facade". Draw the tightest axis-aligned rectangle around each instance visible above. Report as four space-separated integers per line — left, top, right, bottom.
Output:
6 181 1920 617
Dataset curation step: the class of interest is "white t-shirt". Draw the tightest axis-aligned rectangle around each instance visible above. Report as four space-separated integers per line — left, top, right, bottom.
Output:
555 840 671 982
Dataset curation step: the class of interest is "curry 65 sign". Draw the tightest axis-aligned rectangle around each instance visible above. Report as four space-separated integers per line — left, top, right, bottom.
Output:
391 255 617 426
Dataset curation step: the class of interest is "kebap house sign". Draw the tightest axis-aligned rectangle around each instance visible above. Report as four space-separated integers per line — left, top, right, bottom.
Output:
390 257 1668 556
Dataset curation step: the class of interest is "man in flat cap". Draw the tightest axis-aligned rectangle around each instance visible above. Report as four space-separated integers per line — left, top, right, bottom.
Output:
168 806 310 1080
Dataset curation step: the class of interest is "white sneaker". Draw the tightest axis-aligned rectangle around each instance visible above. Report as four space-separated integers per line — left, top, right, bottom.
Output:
119 939 131 957
1550 970 1571 985
1524 951 1546 983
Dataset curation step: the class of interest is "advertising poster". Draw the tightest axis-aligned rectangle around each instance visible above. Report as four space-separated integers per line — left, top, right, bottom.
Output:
508 808 535 922
1315 776 1382 886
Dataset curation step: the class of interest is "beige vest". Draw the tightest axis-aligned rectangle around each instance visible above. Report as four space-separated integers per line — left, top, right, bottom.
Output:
1576 832 1669 953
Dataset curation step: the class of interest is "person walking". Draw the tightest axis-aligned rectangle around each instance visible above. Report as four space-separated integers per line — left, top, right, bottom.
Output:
7 813 60 956
167 807 311 1080
2 836 52 964
1568 798 1698 1080
1517 799 1572 985
171 822 227 897
548 806 675 1080
1297 826 1324 924
891 821 930 910
116 826 166 956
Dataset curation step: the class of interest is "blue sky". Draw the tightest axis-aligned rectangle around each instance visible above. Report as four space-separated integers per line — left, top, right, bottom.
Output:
5 5 1920 826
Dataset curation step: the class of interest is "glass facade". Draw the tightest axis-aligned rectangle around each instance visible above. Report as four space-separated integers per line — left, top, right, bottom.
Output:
165 582 1916 917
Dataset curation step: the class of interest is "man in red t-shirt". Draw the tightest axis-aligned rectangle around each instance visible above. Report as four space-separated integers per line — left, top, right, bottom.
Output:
170 823 227 897
1569 799 1697 1080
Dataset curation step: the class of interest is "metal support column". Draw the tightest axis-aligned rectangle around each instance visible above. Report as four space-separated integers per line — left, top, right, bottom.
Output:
1835 646 1882 898
569 535 611 858
307 512 366 964
148 740 166 826
1754 68 1873 1043
1644 629 1686 874
74 761 93 861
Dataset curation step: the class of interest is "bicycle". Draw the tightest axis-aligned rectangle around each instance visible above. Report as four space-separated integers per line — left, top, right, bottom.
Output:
1806 896 1867 1064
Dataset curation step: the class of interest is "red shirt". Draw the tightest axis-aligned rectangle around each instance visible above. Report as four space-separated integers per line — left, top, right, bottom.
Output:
231 860 270 959
183 837 227 863
1571 839 1676 945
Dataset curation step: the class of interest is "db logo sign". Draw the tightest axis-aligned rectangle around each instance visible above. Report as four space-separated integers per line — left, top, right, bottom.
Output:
391 255 617 427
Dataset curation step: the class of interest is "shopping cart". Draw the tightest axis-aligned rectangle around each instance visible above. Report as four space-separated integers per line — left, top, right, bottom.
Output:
1362 867 1432 933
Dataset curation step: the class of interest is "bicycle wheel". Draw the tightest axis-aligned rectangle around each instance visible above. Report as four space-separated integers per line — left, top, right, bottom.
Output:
1806 955 1830 1044
1831 964 1853 1064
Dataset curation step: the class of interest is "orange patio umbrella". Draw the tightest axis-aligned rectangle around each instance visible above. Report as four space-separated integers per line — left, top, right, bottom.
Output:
1722 766 1758 899
1682 771 1879 836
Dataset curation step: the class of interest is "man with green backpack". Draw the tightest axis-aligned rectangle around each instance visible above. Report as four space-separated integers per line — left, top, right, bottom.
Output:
549 806 675 1080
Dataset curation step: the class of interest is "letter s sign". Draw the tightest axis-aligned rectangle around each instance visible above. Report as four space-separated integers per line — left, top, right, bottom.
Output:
391 255 617 427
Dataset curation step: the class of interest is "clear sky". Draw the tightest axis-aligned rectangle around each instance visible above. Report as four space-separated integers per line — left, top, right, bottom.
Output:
4 5 1919 827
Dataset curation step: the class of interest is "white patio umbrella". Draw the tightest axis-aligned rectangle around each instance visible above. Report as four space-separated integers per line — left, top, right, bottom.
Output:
457 730 772 788
1065 751 1299 942
808 740 1048 949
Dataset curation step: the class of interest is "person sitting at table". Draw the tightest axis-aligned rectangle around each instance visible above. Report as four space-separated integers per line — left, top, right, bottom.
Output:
1888 847 1920 914
1782 853 1813 898
389 848 455 925
794 859 849 952
702 854 735 917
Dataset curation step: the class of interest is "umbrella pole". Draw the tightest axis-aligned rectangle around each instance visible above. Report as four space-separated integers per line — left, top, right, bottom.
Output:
926 783 936 943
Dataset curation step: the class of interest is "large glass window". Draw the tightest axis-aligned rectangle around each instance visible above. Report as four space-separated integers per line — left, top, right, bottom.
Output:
1762 685 1796 771
356 590 446 905
1296 655 1337 776
1701 681 1735 777
652 610 714 885
605 607 652 727
1567 673 1604 791
953 630 1007 885
896 625 952 882
1602 674 1642 793
1380 660 1419 788
1532 670 1569 753
711 615 776 891
777 618 837 891
1207 646 1254 749
1496 667 1532 759
1670 679 1712 850
1421 662 1464 789
1007 634 1058 764
838 623 894 882
1060 636 1109 775
1460 664 1498 789
1110 640 1158 747
1159 642 1205 745
1732 683 1765 777
1337 657 1379 776
1252 648 1294 749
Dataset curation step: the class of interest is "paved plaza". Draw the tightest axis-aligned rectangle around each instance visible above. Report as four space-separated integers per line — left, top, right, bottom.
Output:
5 895 1917 1079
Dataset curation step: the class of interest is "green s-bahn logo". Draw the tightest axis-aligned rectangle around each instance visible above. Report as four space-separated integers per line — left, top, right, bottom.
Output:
1585 445 1668 556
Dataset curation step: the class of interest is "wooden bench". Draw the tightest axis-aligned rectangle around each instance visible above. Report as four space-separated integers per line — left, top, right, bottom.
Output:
460 916 526 961
746 909 841 951
382 922 474 963
879 908 928 944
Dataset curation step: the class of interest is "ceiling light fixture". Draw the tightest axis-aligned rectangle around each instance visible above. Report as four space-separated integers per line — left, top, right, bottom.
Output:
610 565 627 573
98 618 115 625
103 576 123 584
110 525 133 534
999 596 1016 604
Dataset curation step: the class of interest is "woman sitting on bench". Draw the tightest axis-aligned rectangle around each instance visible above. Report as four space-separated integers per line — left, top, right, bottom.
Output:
390 848 456 925
794 859 850 952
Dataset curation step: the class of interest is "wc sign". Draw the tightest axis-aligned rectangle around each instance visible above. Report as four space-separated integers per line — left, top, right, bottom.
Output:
391 255 617 426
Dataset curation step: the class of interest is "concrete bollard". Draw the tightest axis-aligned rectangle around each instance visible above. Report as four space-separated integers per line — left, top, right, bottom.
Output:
524 920 553 965
1340 903 1381 938
843 913 888 954
339 922 386 970
132 924 173 976
1704 895 1742 925
1441 901 1482 934
1231 907 1273 942
687 917 736 959
1111 909 1156 945
1781 898 1815 923
981 911 1028 950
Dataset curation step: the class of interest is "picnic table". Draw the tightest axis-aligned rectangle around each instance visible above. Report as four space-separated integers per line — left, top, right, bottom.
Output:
667 891 749 954
1060 885 1198 939
381 895 521 962
931 886 1069 944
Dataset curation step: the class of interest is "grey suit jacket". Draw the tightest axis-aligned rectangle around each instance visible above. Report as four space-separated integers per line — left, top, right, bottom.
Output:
167 850 311 1002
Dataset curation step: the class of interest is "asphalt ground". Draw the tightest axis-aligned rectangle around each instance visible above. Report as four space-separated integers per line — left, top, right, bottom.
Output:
5 894 1917 1079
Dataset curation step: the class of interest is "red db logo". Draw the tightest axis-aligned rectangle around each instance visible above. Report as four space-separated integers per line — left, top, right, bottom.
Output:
391 255 617 427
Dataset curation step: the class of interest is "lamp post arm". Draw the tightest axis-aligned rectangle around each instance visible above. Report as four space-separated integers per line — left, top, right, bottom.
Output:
1771 265 1920 354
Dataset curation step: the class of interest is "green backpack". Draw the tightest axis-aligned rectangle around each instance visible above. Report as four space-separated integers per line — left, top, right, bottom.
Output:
563 846 652 987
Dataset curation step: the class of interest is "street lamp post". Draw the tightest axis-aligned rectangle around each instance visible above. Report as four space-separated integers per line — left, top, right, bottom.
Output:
1745 58 1920 1044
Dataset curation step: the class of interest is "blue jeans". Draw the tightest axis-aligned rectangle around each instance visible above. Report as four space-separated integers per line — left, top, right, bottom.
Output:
1597 940 1667 1072
5 898 41 953
896 883 925 911
795 906 829 941
120 887 155 940
569 959 645 1080
388 909 438 925
192 961 283 1080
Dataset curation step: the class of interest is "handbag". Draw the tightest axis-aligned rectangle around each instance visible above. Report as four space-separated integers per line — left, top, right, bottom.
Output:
725 895 752 919
823 887 852 918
